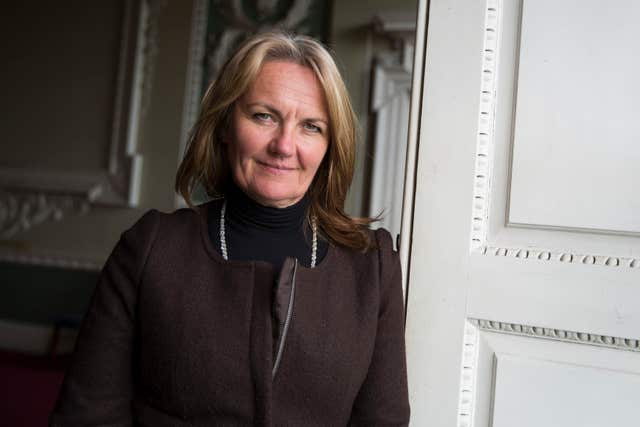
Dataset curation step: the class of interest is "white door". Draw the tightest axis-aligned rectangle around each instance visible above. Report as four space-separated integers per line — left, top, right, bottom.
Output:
403 1 640 426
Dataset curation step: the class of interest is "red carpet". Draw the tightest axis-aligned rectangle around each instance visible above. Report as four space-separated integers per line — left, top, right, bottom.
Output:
0 351 68 427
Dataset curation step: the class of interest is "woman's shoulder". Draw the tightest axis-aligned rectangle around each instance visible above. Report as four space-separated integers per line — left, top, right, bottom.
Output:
325 227 401 303
350 227 397 263
367 228 402 298
370 228 400 273
127 199 222 233
115 200 222 264
329 227 398 273
371 227 396 254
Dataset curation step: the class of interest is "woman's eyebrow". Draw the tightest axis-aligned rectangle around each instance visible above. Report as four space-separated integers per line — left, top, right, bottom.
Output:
246 101 328 124
245 102 280 115
306 117 328 125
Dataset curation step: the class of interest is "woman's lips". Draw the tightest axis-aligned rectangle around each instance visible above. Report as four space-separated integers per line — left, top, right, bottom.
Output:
257 161 296 174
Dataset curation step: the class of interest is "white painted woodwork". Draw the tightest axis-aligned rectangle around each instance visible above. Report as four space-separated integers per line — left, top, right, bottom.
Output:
463 320 640 427
508 0 640 234
492 355 640 427
404 1 640 426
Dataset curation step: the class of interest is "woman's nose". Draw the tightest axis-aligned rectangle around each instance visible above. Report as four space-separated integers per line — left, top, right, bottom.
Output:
269 125 295 157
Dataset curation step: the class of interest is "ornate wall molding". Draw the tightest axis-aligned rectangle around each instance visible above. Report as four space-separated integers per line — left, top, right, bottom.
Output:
469 318 640 352
0 0 158 228
0 191 89 239
0 187 102 270
470 0 501 252
0 250 102 272
479 245 639 269
0 0 170 248
0 0 167 270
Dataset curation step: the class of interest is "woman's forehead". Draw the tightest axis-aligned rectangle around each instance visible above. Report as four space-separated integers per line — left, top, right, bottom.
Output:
242 61 328 118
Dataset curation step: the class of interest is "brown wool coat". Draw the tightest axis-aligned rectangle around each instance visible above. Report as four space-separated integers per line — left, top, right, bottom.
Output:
50 202 410 426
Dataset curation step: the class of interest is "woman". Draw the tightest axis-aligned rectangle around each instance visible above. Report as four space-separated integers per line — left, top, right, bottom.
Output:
51 31 409 426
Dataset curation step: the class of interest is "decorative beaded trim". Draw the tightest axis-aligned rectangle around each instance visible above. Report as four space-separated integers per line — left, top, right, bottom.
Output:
220 200 228 260
310 216 317 268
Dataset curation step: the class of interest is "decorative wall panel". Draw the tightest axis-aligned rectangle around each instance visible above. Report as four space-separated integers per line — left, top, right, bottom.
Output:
0 0 167 269
0 0 161 235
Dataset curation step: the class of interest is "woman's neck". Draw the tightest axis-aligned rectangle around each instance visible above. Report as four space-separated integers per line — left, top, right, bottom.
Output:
225 181 310 231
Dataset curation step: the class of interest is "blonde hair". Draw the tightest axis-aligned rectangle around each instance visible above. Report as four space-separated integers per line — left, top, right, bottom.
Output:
175 31 373 250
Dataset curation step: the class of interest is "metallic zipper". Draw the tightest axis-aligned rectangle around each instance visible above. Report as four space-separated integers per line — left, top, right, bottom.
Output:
272 259 298 378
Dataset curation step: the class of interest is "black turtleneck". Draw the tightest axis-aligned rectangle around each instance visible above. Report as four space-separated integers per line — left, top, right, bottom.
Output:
208 182 328 270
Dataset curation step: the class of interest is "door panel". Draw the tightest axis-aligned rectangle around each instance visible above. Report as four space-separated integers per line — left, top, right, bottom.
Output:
462 320 640 427
404 1 640 425
508 0 640 233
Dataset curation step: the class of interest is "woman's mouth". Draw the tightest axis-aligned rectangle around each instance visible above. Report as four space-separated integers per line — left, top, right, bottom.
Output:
257 161 296 174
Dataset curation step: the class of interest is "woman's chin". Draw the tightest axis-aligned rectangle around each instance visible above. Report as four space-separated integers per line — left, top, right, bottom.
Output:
248 187 303 208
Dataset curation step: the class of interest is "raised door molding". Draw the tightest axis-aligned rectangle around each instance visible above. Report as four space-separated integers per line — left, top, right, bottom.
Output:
507 0 640 235
458 318 640 427
468 0 640 266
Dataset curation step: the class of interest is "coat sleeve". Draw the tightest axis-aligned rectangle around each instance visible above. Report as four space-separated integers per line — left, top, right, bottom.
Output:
349 229 411 426
50 210 160 427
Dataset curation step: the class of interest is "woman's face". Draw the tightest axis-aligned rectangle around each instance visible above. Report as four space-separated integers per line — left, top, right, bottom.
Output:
226 60 329 208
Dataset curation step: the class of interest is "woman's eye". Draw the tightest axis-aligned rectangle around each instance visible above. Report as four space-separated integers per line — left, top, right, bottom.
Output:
303 122 322 134
253 112 272 122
